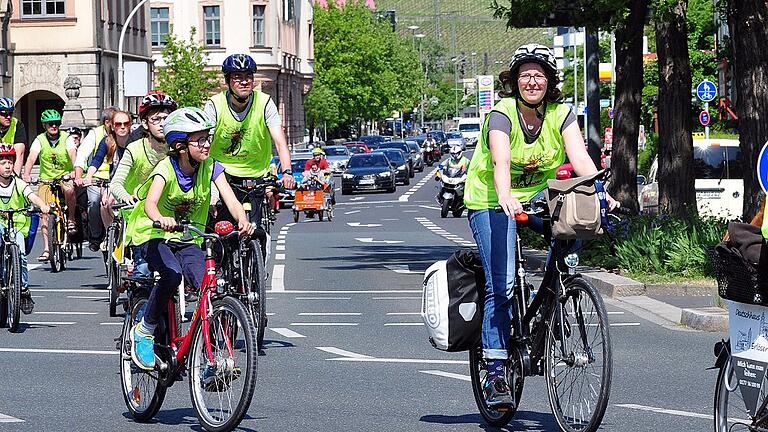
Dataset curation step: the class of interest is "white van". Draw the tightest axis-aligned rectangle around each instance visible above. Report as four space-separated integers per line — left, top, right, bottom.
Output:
639 138 743 219
458 117 483 147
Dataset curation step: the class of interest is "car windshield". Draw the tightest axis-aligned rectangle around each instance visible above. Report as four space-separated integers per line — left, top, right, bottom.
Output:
292 159 310 172
459 123 481 132
380 142 408 152
381 151 404 163
325 147 349 156
408 143 420 152
347 146 365 154
447 132 462 139
349 154 388 168
693 145 742 180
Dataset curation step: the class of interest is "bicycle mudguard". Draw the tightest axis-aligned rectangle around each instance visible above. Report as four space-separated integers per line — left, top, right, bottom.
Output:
711 339 730 370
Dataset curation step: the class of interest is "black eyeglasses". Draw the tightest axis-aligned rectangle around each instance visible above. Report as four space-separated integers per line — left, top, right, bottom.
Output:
187 135 212 148
0 111 12 118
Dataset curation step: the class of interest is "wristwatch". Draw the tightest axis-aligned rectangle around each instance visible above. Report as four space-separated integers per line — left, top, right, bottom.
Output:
282 169 293 175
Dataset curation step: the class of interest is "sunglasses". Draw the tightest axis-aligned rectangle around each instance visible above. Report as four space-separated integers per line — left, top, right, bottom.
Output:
113 121 131 129
46 121 61 127
0 111 12 118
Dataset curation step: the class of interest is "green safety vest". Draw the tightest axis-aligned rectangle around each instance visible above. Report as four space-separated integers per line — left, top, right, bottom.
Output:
210 91 272 177
37 131 73 180
122 138 165 197
0 177 31 237
90 125 110 180
0 117 18 144
125 156 214 246
464 98 570 209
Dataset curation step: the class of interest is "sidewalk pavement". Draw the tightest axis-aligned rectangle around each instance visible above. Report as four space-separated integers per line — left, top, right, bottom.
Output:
524 248 727 332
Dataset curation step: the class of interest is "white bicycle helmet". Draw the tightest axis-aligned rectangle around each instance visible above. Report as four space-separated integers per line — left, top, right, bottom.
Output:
450 145 463 159
163 107 215 146
509 44 558 78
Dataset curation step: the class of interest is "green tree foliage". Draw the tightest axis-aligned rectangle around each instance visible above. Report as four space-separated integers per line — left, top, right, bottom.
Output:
304 79 341 130
156 27 218 108
311 4 424 134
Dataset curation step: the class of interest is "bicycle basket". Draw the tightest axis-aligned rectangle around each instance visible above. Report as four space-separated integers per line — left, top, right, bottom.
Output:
709 247 767 305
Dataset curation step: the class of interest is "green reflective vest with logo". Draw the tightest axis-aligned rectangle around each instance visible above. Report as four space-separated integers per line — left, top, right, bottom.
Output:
90 125 110 180
464 98 570 210
125 157 213 246
210 91 272 177
37 131 73 180
0 177 31 237
122 138 165 198
0 117 18 144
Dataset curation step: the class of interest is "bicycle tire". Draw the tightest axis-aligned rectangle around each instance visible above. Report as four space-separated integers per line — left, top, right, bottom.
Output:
47 216 64 273
119 295 167 422
0 246 10 328
107 225 120 317
7 244 21 332
243 239 267 350
714 347 763 431
188 296 258 432
545 277 612 432
469 346 520 426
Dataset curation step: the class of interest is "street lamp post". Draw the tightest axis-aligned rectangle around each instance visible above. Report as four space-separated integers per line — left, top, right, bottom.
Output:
415 33 426 132
118 0 149 110
407 25 420 49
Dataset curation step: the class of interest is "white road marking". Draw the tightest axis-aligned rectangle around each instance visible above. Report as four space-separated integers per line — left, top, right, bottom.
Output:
34 289 104 293
271 264 285 292
419 205 441 211
586 322 641 327
286 223 297 227
30 296 45 299
316 346 373 359
403 210 419 213
373 296 421 300
66 296 107 299
354 237 403 244
33 311 98 315
269 290 420 294
615 403 712 420
277 239 286 244
420 370 472 381
347 222 382 227
99 322 123 326
384 264 422 274
276 245 286 251
267 313 275 316
375 205 394 208
350 197 365 201
277 235 286 239
381 218 399 221
290 323 359 326
387 312 421 316
344 210 361 215
0 348 118 355
331 357 466 365
275 254 285 260
24 321 76 325
298 312 362 316
385 323 424 326
0 413 24 423
28 264 41 271
398 194 412 202
295 297 351 300
271 327 306 338
334 187 340 191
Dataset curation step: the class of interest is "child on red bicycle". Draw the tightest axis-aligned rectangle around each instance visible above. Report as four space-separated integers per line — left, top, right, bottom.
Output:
0 145 50 313
125 107 254 370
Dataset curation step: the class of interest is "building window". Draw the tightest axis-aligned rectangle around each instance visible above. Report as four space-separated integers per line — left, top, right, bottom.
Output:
150 7 170 47
21 0 65 18
283 0 294 21
203 6 221 46
253 5 265 46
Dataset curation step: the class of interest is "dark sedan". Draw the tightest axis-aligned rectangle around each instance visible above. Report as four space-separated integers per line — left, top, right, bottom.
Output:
341 153 397 195
373 149 410 185
376 141 415 178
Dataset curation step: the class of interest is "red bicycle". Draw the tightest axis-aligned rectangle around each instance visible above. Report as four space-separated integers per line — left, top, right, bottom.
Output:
118 220 258 432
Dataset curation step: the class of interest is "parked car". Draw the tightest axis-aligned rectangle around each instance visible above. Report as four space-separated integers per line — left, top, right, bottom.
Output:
458 117 483 147
291 148 313 158
406 141 425 172
342 153 397 194
376 141 415 178
273 156 310 207
373 149 411 185
344 141 371 154
444 131 466 152
639 138 743 219
323 145 351 174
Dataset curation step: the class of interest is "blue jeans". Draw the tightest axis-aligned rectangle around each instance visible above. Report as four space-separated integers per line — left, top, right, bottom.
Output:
130 245 150 279
468 209 516 360
0 225 29 289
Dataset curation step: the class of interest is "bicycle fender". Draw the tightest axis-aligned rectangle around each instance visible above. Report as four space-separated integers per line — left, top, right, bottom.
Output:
711 339 730 370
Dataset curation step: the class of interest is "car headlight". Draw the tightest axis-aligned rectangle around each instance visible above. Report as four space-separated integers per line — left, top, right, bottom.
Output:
343 173 354 179
397 165 407 171
378 171 391 177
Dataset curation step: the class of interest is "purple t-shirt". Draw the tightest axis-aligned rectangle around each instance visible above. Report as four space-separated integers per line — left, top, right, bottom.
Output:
169 157 225 192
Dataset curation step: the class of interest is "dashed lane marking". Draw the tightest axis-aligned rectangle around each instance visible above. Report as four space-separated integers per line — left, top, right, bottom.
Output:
271 264 285 292
0 348 117 355
354 237 403 244
316 347 373 359
415 216 474 247
385 323 424 326
615 404 712 421
588 322 641 327
276 245 286 251
347 222 382 227
398 167 439 202
271 328 306 338
344 210 361 215
372 296 421 300
33 311 98 315
420 370 471 381
298 312 362 316
318 346 467 365
99 322 123 326
419 205 441 211
275 254 285 260
350 197 365 201
290 323 359 326
0 413 24 423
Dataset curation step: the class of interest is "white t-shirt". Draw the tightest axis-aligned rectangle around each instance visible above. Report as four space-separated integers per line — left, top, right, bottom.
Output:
204 93 281 128
0 178 31 200
29 134 77 154
74 128 99 169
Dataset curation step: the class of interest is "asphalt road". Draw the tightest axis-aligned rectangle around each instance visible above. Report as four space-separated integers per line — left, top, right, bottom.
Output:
0 158 727 431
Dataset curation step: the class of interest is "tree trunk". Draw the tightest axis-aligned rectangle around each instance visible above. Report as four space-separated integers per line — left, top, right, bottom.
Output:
585 28 603 168
728 0 768 221
655 0 695 217
608 0 648 213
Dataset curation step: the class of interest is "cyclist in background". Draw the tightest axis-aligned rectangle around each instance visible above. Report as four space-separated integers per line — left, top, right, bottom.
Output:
0 97 27 176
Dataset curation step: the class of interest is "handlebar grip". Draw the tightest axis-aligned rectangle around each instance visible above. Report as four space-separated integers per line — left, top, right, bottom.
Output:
515 212 529 224
152 220 183 232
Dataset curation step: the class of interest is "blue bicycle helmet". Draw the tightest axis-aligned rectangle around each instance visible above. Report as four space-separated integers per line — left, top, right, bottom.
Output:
222 54 257 75
0 97 14 112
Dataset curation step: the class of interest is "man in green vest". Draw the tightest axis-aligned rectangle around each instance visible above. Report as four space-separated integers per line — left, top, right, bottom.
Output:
204 53 295 224
74 106 116 251
22 109 77 262
0 97 27 176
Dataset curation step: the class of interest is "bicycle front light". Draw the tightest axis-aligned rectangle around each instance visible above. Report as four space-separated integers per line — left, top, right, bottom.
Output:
564 253 579 268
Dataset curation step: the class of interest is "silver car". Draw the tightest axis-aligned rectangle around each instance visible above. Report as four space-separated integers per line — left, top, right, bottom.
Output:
406 141 425 172
445 131 466 151
323 146 352 174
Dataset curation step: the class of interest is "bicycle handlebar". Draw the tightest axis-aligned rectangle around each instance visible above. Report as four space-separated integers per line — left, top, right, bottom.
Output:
111 202 134 210
0 206 41 215
152 220 240 242
30 175 73 186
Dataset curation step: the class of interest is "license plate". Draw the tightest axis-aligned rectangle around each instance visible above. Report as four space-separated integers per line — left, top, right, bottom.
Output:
359 179 375 185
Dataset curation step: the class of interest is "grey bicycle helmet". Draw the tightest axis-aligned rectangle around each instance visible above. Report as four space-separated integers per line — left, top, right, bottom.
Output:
163 107 215 147
508 44 558 78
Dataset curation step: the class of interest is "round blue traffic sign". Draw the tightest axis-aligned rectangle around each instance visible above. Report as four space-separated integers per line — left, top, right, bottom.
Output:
699 110 710 126
758 140 768 193
696 80 717 103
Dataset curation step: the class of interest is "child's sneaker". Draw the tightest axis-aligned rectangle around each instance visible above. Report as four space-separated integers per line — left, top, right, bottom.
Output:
20 289 34 314
130 324 156 370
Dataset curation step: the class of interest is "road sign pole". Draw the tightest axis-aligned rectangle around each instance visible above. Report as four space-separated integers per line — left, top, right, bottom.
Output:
704 101 709 140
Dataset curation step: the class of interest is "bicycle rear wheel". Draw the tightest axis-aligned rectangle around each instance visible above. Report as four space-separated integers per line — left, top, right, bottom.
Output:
47 215 64 273
468 346 520 426
119 294 167 422
189 296 258 432
243 239 267 350
545 277 612 432
106 225 120 317
714 349 762 431
6 244 21 332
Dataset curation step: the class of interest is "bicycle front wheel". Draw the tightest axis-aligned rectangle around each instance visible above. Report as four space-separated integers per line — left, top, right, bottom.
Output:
106 225 120 317
47 215 64 273
545 277 612 432
243 239 267 350
189 296 258 432
6 244 21 332
714 349 760 431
